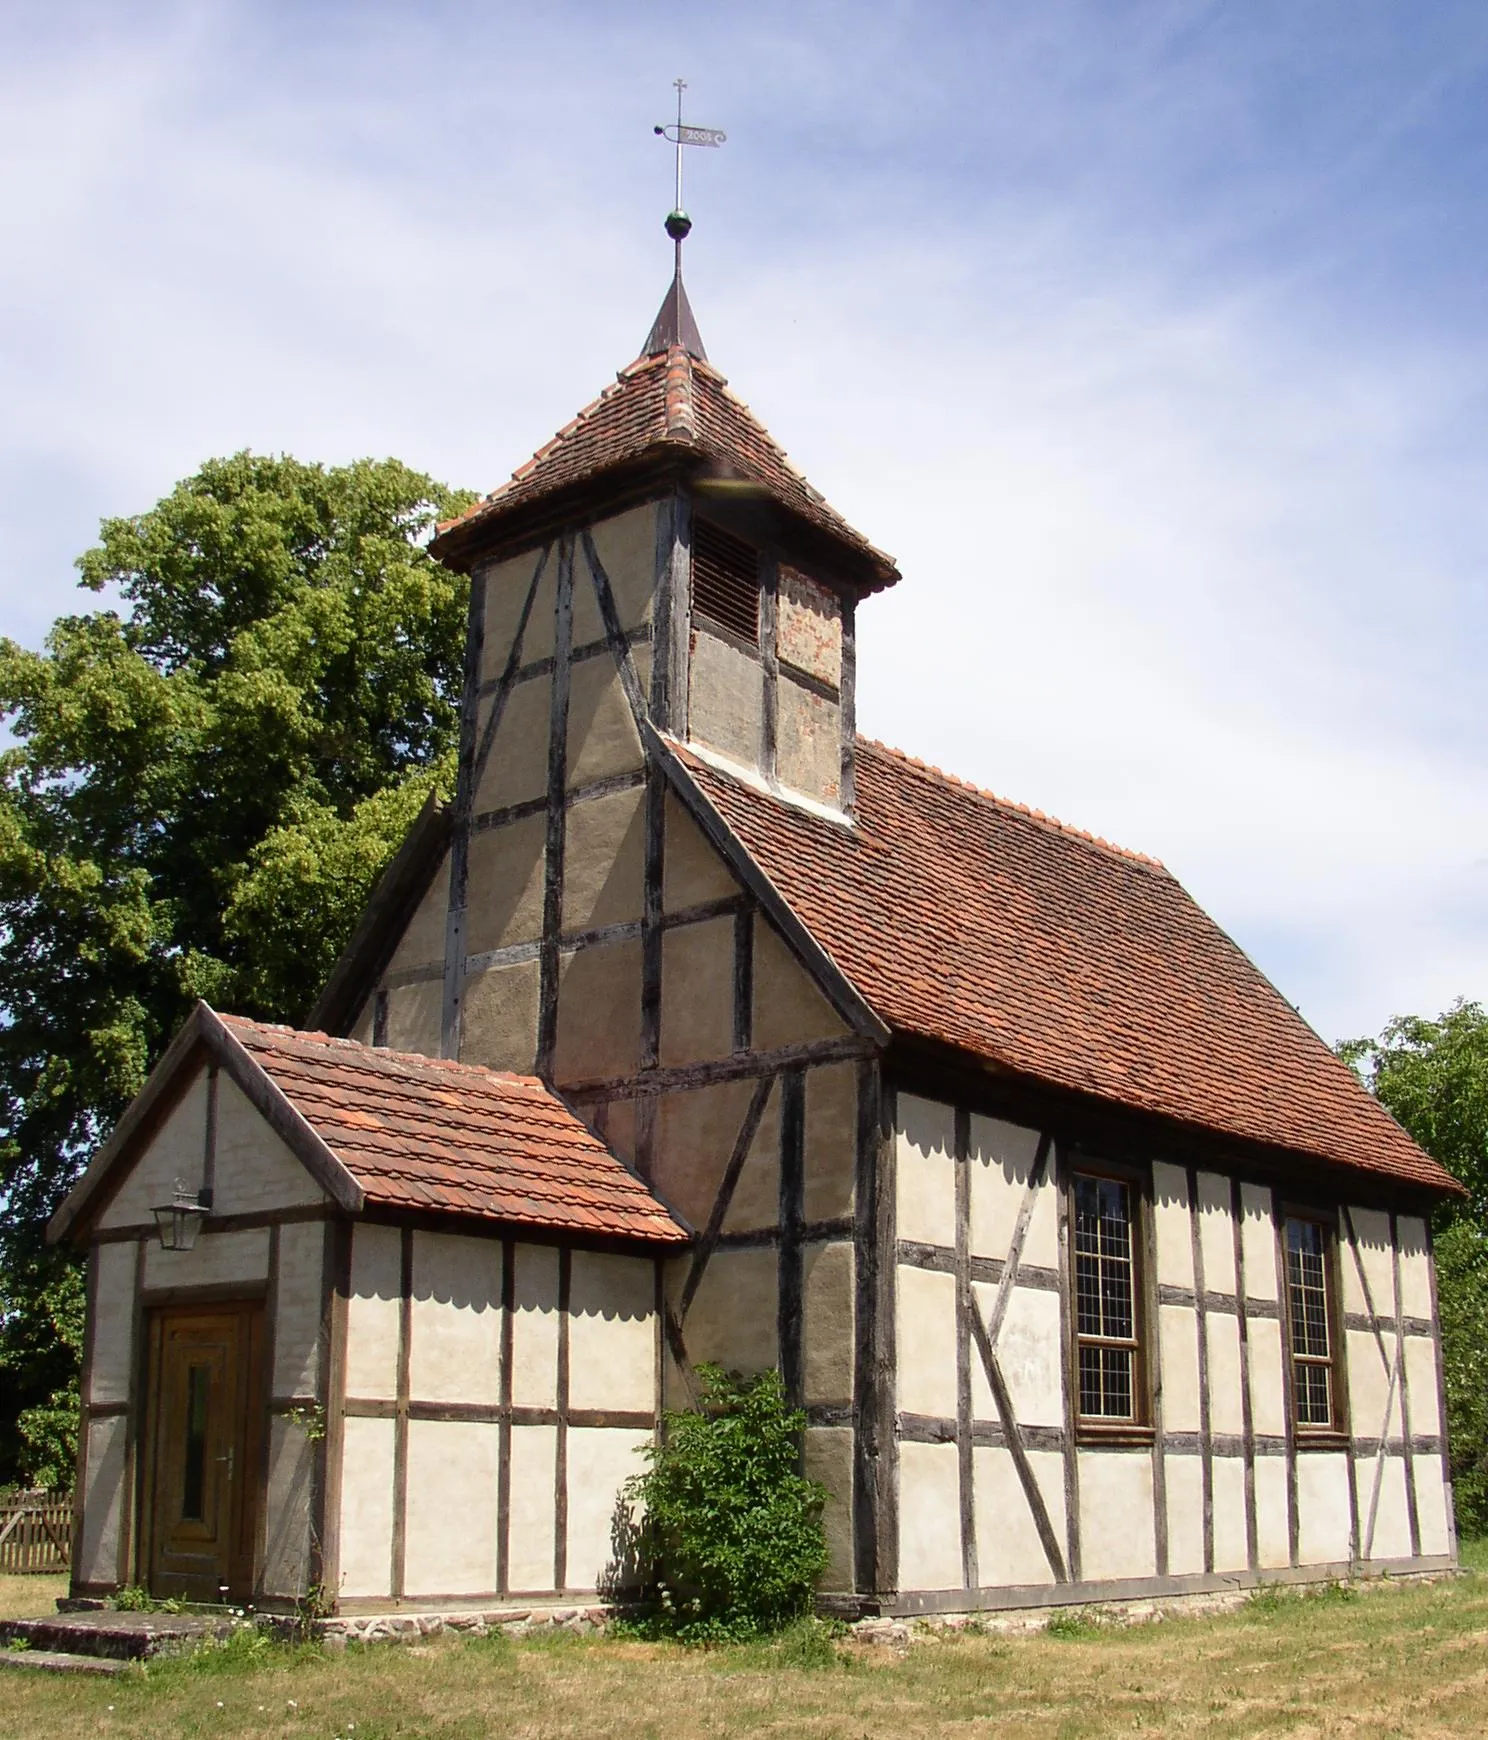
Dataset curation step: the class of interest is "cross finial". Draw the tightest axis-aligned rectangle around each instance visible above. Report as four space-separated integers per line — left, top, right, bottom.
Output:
653 78 726 267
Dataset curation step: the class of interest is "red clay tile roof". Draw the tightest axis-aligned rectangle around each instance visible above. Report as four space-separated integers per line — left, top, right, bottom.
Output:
675 741 1456 1197
433 346 899 588
221 1017 687 1242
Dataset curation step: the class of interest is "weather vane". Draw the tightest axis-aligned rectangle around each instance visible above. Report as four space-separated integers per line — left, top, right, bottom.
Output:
654 78 725 252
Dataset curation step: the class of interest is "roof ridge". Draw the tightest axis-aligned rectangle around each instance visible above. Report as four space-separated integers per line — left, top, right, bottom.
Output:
864 740 1168 872
220 1014 549 1088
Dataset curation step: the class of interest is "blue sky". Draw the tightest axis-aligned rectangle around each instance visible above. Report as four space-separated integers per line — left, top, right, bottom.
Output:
2 0 1486 1045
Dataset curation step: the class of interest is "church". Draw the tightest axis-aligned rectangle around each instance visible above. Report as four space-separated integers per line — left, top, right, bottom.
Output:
52 225 1461 1619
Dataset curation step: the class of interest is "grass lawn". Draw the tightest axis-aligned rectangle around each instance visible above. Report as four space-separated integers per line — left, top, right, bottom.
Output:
2 1562 1488 1738
0 1573 67 1620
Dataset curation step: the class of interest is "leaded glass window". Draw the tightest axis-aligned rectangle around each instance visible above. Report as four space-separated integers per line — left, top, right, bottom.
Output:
1073 1173 1141 1421
1286 1217 1335 1429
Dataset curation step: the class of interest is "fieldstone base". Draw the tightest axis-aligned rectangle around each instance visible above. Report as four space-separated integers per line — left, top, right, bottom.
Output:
318 1604 611 1647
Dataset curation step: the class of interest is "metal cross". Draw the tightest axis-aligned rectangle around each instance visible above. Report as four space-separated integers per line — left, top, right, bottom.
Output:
654 78 725 222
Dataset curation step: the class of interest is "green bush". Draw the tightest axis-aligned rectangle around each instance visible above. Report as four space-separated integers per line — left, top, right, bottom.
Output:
621 1365 829 1640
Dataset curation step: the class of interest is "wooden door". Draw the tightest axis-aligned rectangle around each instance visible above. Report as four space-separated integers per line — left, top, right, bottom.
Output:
143 1303 264 1603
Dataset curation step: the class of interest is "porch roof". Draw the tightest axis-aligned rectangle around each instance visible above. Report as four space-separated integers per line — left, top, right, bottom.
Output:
220 1016 689 1243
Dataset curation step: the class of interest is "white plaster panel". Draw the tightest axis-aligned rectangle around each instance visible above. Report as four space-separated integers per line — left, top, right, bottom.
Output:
1397 1218 1433 1320
662 794 738 912
1347 1208 1394 1320
1414 1455 1452 1557
1206 1312 1245 1438
214 1074 327 1214
1247 1316 1287 1439
79 1414 126 1585
1077 1452 1156 1582
479 547 551 685
896 1265 957 1420
143 1227 269 1291
1164 1452 1204 1575
973 1446 1063 1588
565 658 647 792
1363 1453 1412 1561
404 1420 500 1596
97 1070 209 1229
385 978 442 1056
1212 1455 1248 1573
1254 1454 1291 1569
1195 1171 1236 1296
472 674 550 814
1347 1329 1400 1441
345 1224 401 1401
568 1251 655 1414
387 853 449 975
688 628 763 770
681 1246 777 1376
337 1415 395 1598
511 1242 560 1410
803 1062 857 1226
804 1426 854 1591
583 503 658 636
1404 1333 1441 1437
1159 1304 1201 1433
968 1116 1054 1269
272 1220 326 1399
897 1439 962 1592
89 1241 139 1407
803 1242 854 1405
1150 1163 1193 1288
895 1096 956 1249
566 1427 651 1592
410 1231 502 1406
980 1283 1063 1429
751 919 846 1050
1296 1452 1352 1566
261 1417 314 1599
506 1424 557 1591
1240 1184 1280 1299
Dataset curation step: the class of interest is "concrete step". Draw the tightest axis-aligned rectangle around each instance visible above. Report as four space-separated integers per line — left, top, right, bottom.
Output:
0 1648 127 1676
0 1613 233 1661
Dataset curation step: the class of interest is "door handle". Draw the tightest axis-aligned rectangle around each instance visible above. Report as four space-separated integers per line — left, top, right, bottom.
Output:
216 1449 234 1482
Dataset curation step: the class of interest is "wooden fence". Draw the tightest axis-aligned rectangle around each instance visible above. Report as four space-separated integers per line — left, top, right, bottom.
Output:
0 1492 72 1574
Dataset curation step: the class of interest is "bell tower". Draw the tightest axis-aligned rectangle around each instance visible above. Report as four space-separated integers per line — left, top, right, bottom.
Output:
318 117 898 1075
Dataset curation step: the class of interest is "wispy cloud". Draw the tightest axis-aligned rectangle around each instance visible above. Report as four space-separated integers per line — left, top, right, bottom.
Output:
1 0 1485 1042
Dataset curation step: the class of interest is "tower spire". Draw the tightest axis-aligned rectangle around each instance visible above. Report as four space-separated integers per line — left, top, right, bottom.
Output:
645 80 724 360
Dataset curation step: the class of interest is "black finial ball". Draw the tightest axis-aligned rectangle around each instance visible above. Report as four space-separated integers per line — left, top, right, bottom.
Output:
665 208 692 242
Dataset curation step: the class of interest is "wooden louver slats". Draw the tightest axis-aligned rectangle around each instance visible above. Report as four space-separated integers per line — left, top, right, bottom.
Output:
692 519 759 645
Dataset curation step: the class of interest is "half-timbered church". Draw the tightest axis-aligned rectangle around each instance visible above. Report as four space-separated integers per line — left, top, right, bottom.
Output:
54 235 1462 1620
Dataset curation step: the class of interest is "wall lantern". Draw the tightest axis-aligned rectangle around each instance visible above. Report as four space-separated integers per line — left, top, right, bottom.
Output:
152 1180 212 1252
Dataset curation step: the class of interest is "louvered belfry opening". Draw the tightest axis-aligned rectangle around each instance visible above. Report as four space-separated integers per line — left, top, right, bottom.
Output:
692 518 760 645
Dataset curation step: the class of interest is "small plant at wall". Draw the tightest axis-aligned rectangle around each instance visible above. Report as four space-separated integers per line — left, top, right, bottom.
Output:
617 1364 829 1641
283 1405 328 1443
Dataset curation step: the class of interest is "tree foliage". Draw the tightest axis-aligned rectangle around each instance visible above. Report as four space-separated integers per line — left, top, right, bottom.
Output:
0 452 474 1484
621 1366 829 1639
1342 1000 1488 1535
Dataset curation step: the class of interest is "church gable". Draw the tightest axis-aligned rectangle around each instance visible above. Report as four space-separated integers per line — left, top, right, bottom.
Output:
93 1064 324 1234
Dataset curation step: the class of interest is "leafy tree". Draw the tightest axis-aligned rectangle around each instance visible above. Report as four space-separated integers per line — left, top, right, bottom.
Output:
1342 1001 1488 1535
621 1366 829 1638
0 453 474 1485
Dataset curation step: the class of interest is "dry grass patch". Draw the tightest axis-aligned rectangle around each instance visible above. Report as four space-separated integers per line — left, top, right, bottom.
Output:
1 1572 1487 1737
0 1573 67 1620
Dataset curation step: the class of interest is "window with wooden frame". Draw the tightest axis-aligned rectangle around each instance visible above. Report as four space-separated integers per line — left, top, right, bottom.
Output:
1284 1214 1339 1432
1072 1171 1147 1426
691 519 760 645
